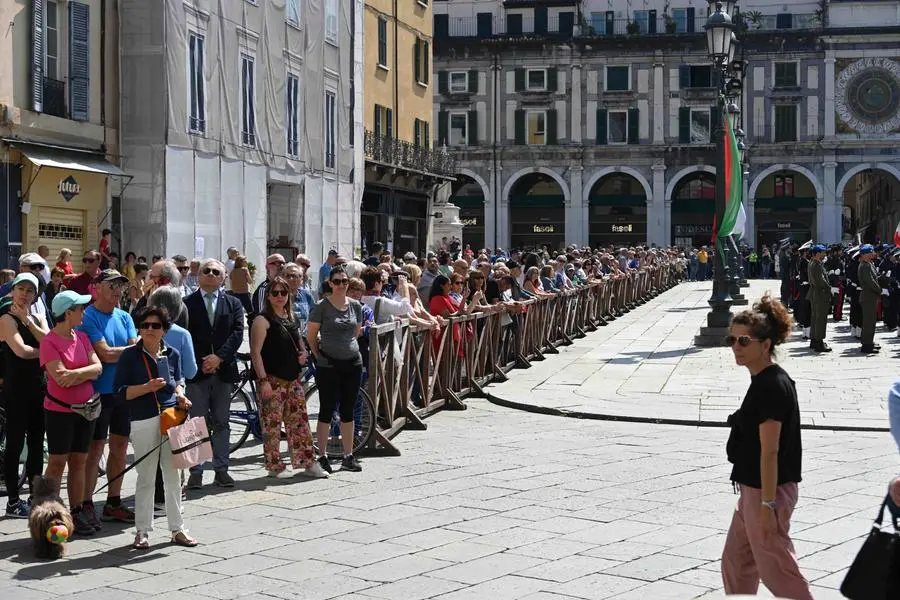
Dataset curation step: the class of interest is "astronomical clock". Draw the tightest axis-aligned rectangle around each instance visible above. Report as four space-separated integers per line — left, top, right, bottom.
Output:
834 57 900 135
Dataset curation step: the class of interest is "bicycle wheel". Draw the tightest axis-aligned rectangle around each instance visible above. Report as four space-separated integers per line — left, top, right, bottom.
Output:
229 387 254 453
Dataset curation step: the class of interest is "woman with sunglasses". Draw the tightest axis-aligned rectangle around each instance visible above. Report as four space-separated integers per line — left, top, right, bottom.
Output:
249 277 325 479
722 295 811 600
307 266 365 473
114 306 196 549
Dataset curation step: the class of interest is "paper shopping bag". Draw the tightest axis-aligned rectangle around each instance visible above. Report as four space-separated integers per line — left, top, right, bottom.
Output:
167 417 213 470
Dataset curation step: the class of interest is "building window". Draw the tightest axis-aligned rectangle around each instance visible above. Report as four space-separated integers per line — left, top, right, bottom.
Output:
45 1 58 79
607 111 628 144
449 71 468 93
526 69 547 91
325 90 336 169
449 112 468 146
414 38 429 85
286 74 299 157
606 66 630 91
527 111 546 145
774 175 794 197
632 10 649 33
774 62 798 87
241 54 255 146
690 108 710 143
325 0 338 45
286 0 300 26
377 17 387 67
680 65 712 88
188 33 206 134
374 104 392 138
774 105 797 142
414 118 430 147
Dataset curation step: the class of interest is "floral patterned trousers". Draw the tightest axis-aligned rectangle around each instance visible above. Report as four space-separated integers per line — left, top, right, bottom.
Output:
261 376 315 473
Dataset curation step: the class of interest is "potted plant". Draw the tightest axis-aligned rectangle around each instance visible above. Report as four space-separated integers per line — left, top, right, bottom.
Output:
744 10 763 30
664 14 677 33
247 261 257 281
626 20 641 35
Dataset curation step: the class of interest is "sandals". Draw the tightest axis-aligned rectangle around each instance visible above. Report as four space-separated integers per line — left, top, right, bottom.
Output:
133 533 150 550
172 531 199 547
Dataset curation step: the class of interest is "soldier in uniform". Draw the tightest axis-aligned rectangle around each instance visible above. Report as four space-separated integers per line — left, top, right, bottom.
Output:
858 244 882 354
807 244 832 352
779 244 793 306
825 244 844 321
795 242 812 338
846 247 861 338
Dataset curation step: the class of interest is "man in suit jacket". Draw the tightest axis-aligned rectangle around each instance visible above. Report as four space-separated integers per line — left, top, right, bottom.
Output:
806 245 832 353
184 258 245 489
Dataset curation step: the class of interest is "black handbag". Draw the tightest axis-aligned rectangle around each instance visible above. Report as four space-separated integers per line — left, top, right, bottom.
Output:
840 495 900 599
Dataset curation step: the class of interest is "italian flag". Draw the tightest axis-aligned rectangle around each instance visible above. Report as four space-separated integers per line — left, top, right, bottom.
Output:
713 112 745 257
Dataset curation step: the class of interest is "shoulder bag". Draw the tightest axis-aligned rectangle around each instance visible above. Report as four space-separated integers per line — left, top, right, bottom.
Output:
840 494 900 599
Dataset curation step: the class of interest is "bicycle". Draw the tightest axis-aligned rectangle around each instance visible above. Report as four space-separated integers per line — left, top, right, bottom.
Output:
229 352 376 459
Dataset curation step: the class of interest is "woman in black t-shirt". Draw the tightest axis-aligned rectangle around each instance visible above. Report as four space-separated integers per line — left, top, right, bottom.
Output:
722 294 812 600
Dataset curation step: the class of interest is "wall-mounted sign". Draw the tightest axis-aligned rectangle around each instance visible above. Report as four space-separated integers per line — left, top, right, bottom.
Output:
461 217 479 227
777 222 792 229
58 176 81 202
611 224 633 233
673 224 713 235
533 225 555 233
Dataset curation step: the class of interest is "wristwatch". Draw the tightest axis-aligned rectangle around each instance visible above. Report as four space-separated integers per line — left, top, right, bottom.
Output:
761 500 776 510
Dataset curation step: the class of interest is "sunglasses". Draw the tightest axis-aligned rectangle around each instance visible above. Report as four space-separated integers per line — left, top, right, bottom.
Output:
269 289 289 297
268 261 285 268
330 278 349 286
725 335 759 347
202 268 222 276
29 264 45 271
139 322 163 330
83 258 96 264
177 266 190 272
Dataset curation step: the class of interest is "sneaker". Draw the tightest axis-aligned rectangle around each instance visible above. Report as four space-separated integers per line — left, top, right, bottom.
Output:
102 503 136 523
341 455 362 472
214 471 235 488
186 472 203 490
5 499 29 519
317 455 333 474
82 502 103 531
300 462 329 479
268 469 293 479
72 510 95 536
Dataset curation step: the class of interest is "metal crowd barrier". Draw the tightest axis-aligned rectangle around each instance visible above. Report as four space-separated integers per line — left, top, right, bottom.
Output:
363 263 681 455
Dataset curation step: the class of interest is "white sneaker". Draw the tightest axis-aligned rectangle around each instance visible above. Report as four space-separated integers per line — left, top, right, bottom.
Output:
300 462 329 479
268 469 293 479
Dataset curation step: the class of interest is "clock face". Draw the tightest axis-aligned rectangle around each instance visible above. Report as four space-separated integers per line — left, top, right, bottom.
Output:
835 58 900 134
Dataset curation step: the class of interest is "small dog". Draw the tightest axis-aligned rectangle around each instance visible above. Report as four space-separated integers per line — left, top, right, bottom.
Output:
28 476 73 560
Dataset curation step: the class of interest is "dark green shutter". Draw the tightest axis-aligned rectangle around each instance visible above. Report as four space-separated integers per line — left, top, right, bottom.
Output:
627 108 639 144
413 38 420 84
515 68 526 92
423 40 429 84
679 65 691 89
468 70 478 93
468 110 478 146
514 109 526 144
438 111 448 146
596 108 608 144
424 121 430 148
386 107 393 138
678 107 691 143
710 105 721 143
546 110 558 145
374 105 381 138
438 71 448 94
31 0 44 112
547 68 558 92
69 1 90 121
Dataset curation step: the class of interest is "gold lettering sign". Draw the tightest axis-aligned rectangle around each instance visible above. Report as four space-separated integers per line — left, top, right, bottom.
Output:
462 217 478 226
611 224 633 233
533 225 555 233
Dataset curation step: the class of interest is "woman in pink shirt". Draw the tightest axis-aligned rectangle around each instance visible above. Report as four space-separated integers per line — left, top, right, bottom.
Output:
40 291 102 536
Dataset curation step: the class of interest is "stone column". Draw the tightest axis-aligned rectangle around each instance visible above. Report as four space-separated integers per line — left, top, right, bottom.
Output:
824 51 836 139
653 52 665 145
571 65 582 143
485 165 499 250
566 165 585 246
821 160 840 242
651 163 667 245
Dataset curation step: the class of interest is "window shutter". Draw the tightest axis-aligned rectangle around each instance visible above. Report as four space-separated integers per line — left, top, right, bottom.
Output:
596 108 608 144
374 105 381 138
422 40 430 84
386 107 393 138
438 71 448 95
515 68 526 92
468 110 478 146
547 68 558 92
686 7 695 32
514 109 526 145
413 38 420 84
710 105 721 143
627 108 639 144
438 110 448 146
31 0 44 113
424 121 430 148
69 2 90 121
679 65 691 89
546 109 558 145
678 107 691 143
468 70 478 94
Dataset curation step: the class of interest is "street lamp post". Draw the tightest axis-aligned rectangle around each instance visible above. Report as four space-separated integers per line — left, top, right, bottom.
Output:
695 1 739 346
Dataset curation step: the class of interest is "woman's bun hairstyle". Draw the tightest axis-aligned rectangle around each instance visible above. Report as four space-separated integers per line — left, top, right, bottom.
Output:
731 293 793 352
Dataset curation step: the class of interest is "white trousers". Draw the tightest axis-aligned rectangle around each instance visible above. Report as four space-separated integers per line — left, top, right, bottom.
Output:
130 416 184 535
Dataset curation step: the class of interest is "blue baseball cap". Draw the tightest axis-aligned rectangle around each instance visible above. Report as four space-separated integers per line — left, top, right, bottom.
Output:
812 244 826 253
51 290 92 317
11 272 39 292
859 244 875 255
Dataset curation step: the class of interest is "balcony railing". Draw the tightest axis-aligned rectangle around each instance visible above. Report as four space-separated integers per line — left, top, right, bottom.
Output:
436 14 575 39
364 130 456 178
42 77 66 119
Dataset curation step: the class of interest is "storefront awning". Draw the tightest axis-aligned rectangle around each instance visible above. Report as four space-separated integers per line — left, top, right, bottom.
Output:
13 143 127 177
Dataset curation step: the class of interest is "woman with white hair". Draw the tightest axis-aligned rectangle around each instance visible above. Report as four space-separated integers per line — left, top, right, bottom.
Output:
342 260 367 280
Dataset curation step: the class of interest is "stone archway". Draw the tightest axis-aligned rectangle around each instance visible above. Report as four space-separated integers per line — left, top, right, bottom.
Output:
586 172 649 248
665 165 716 203
839 164 900 244
502 166 571 206
751 166 820 250
749 163 823 200
582 166 652 202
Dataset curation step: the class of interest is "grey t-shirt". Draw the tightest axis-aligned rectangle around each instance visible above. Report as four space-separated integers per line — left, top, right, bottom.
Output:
309 298 364 363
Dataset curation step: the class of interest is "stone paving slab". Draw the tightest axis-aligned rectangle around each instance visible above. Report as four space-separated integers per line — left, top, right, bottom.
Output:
488 280 896 430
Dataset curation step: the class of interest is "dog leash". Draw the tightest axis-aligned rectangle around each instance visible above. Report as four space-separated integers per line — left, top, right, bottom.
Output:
93 436 169 495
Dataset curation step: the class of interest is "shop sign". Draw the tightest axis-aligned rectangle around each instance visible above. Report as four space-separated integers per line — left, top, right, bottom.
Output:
533 225 555 233
58 176 81 202
611 224 633 233
674 224 713 235
777 222 793 229
462 217 479 227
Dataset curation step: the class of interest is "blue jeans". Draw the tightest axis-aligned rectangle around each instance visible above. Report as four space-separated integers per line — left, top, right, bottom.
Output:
890 380 900 452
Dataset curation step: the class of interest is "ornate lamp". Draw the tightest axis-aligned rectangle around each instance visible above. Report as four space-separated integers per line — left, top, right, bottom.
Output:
705 3 734 62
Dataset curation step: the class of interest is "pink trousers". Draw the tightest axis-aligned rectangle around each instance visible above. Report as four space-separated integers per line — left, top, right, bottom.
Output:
721 483 813 600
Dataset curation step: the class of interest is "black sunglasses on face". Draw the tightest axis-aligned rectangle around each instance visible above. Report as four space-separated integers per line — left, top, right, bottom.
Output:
330 278 349 285
202 268 222 276
177 266 190 272
139 322 163 330
29 264 45 271
725 335 759 347
269 289 289 297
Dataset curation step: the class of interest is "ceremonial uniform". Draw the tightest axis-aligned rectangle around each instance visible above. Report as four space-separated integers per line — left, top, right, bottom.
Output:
846 253 861 337
795 251 811 337
824 250 844 321
889 253 900 332
858 248 881 353
807 248 831 352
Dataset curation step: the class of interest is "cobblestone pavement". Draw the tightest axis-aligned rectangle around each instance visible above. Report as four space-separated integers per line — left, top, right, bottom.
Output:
1 281 897 600
489 280 895 430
